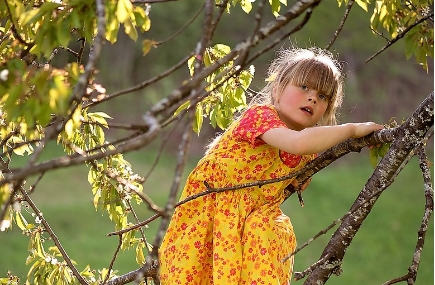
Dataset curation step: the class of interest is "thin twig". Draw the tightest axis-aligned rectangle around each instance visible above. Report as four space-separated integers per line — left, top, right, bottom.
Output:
155 4 205 45
366 12 434 63
101 235 123 285
293 253 332 281
242 7 314 69
143 118 183 182
19 180 89 284
325 0 354 50
4 0 34 46
128 199 152 255
77 38 86 64
86 52 194 109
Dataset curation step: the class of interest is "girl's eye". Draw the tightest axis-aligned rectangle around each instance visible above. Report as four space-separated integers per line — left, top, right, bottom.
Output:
319 94 328 101
301 85 308 91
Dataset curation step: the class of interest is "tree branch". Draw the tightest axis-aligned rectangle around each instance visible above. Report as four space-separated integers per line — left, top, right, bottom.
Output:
304 92 434 284
19 182 89 284
151 113 194 253
366 12 434 63
325 0 354 50
102 235 123 285
155 3 205 45
106 126 396 238
86 53 194 108
381 145 434 285
283 126 398 201
0 115 160 186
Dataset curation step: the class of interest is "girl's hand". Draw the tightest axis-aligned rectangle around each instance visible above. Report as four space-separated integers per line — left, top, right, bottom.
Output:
351 122 384 138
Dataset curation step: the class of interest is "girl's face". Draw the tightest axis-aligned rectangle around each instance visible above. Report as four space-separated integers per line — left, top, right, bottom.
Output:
273 83 329 130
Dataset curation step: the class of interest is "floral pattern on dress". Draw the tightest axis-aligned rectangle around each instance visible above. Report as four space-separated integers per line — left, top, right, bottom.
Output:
159 105 316 285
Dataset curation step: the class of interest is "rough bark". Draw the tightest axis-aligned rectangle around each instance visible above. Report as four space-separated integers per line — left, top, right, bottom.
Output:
303 92 434 284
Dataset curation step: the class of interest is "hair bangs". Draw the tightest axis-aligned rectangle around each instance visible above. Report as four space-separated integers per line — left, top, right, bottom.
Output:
288 59 338 99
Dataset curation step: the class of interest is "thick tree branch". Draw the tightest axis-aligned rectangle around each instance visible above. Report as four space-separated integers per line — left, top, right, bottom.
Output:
107 126 396 238
0 115 160 186
283 126 398 201
304 92 434 284
148 0 323 121
381 146 434 285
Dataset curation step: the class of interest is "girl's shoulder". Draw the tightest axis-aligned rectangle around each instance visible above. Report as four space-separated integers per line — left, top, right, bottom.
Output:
240 104 280 122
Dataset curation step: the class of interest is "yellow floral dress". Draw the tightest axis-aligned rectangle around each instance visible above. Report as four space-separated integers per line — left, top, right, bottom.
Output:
159 105 316 285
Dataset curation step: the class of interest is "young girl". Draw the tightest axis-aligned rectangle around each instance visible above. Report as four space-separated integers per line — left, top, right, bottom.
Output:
158 47 383 284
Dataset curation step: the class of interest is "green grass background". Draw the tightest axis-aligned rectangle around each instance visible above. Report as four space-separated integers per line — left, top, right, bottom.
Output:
0 144 433 284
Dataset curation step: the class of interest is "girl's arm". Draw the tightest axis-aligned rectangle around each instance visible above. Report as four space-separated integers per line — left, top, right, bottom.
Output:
260 123 383 155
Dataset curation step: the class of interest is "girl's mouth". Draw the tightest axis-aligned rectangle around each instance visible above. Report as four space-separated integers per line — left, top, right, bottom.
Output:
301 106 313 115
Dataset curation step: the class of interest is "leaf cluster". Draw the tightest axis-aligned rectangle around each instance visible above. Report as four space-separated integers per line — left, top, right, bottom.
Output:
338 0 434 70
175 44 254 133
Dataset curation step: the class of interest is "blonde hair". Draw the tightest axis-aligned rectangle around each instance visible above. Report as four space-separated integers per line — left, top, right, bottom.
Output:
252 46 344 126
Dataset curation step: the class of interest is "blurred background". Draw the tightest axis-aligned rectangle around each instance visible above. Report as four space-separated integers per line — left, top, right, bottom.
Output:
1 0 433 284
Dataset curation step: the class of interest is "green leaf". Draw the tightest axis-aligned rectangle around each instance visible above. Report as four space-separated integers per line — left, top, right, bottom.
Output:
240 0 252 13
187 55 196 76
11 137 33 156
355 0 369 11
142 39 155 56
89 112 112 127
27 260 41 277
63 266 72 283
19 9 43 26
116 0 134 23
269 0 281 16
20 2 60 26
214 44 231 55
193 105 204 134
369 148 378 168
405 29 419 59
210 105 217 128
124 19 138 41
4 85 23 115
379 143 391 157
134 7 151 32
34 232 46 258
93 187 101 209
173 100 191 117
136 243 145 265
56 18 70 47
48 266 59 285
203 50 212 67
15 211 27 231
106 17 120 44
88 168 96 184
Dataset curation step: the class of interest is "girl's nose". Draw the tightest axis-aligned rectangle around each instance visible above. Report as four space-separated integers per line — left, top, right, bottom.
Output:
308 95 317 104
